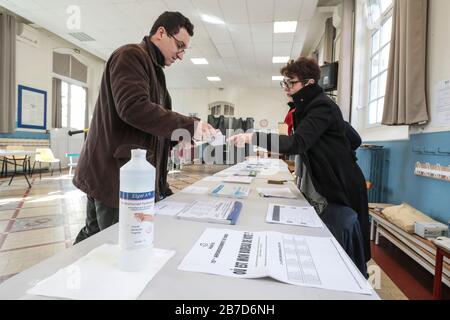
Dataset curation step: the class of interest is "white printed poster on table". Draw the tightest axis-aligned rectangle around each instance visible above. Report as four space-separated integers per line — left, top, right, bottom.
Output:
178 228 372 295
266 204 323 228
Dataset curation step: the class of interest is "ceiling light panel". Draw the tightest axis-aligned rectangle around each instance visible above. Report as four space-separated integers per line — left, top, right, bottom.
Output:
273 21 298 33
191 58 209 65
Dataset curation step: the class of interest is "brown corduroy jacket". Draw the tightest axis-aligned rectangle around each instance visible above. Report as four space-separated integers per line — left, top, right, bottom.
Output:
73 36 195 208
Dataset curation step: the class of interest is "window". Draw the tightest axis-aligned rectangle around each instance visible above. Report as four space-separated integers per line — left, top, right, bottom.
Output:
367 0 393 125
224 104 234 116
60 80 87 130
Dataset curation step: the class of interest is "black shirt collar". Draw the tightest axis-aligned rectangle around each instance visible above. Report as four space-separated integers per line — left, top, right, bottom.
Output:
150 41 165 67
141 36 166 68
291 83 323 111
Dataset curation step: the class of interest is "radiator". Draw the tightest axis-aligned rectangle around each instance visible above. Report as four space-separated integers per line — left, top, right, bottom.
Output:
357 148 389 203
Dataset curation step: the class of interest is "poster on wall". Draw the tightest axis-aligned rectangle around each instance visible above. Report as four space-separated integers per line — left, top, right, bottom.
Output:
433 79 450 127
18 85 47 130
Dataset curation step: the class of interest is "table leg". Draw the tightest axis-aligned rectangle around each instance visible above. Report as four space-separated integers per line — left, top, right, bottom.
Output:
370 218 376 241
8 157 16 186
433 248 444 300
375 228 380 245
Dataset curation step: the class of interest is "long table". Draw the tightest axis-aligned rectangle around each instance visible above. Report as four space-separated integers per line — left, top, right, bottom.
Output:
0 159 379 300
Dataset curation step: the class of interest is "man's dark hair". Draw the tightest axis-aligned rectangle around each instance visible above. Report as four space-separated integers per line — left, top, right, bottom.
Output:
280 57 321 83
150 11 194 37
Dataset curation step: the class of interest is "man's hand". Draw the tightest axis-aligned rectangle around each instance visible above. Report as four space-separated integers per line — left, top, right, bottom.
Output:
194 121 217 142
227 133 253 148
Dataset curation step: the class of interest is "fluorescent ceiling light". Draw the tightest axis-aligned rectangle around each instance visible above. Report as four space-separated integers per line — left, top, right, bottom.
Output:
207 76 221 82
191 58 209 65
273 21 298 33
201 14 225 25
272 76 284 81
272 56 290 64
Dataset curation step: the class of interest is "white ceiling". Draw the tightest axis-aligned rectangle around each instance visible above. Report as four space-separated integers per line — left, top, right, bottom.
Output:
0 0 325 89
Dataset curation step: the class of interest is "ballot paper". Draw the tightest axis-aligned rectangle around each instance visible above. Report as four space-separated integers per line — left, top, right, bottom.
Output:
214 169 256 178
155 201 189 216
210 184 251 199
222 176 254 184
266 204 323 228
193 131 226 146
178 229 372 295
233 169 258 177
176 200 242 225
27 244 175 300
181 185 210 194
209 131 226 146
202 176 224 182
257 187 297 199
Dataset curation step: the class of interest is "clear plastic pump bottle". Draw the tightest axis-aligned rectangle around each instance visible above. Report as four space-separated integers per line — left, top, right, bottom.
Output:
118 149 155 272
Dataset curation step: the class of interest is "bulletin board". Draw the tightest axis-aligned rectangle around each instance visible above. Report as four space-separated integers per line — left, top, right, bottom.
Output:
17 85 47 130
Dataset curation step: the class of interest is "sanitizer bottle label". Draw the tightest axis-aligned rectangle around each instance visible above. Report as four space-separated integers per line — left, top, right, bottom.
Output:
119 191 155 249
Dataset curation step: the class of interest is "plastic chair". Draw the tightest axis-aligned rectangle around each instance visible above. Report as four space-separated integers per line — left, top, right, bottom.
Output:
31 148 62 179
65 153 80 176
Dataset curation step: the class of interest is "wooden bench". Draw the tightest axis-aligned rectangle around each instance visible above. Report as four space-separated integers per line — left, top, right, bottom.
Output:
369 204 450 290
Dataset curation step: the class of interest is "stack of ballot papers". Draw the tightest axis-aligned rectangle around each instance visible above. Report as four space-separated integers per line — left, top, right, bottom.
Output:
178 228 372 295
176 200 243 225
26 244 175 300
257 187 297 199
181 185 209 194
213 169 257 178
210 184 250 199
266 203 323 228
222 176 254 184
155 200 243 225
155 201 189 216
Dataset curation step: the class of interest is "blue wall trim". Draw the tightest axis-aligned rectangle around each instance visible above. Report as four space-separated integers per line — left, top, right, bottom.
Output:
0 131 50 140
357 131 450 224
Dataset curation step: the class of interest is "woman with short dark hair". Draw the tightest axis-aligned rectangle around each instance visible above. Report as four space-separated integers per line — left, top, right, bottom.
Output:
228 57 370 276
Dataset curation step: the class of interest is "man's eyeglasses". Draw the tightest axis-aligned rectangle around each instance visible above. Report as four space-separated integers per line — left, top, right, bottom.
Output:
279 79 310 89
167 32 187 54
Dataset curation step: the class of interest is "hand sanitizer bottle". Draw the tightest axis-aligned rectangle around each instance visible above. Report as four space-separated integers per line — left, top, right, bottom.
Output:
119 149 155 272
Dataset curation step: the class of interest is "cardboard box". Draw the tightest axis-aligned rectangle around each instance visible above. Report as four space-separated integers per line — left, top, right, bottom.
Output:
414 221 449 238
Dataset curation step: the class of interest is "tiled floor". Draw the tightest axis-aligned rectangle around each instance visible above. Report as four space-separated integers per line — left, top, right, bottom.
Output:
0 165 416 299
0 165 226 285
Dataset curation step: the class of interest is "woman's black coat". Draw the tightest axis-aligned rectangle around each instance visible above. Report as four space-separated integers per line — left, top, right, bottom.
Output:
254 84 370 261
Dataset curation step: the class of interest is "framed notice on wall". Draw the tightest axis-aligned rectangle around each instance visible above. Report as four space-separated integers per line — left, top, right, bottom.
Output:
18 85 47 130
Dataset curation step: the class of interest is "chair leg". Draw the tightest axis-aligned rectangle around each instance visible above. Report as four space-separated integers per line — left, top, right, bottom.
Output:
23 158 27 174
31 161 36 177
59 162 62 175
50 163 53 176
39 162 42 180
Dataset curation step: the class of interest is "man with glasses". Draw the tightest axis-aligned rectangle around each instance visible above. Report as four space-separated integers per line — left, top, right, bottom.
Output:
74 11 216 243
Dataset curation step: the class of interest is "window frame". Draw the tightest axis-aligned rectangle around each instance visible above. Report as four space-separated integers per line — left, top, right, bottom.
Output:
366 0 394 128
